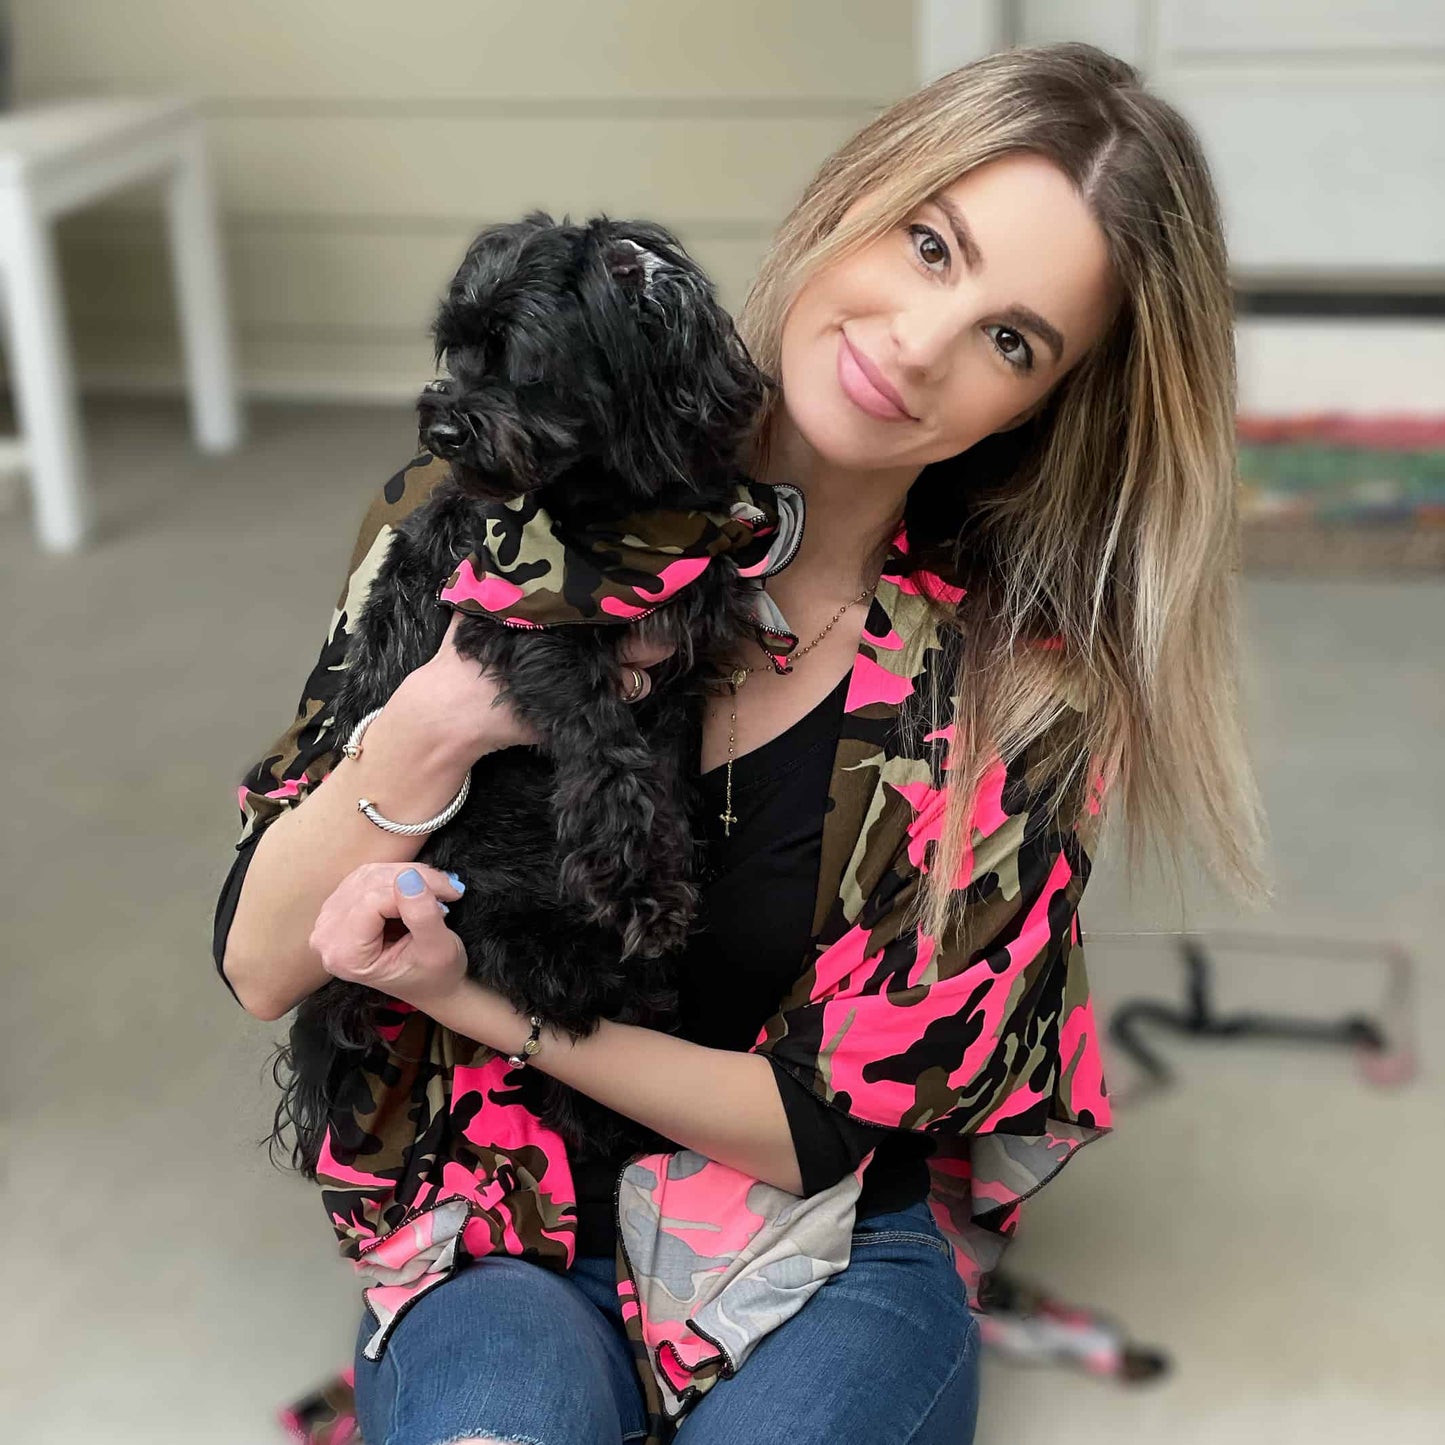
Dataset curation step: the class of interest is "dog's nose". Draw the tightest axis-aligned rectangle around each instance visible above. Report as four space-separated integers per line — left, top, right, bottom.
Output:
424 421 465 458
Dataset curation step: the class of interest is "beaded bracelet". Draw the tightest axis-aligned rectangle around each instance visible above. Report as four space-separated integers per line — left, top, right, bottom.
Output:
506 1014 545 1068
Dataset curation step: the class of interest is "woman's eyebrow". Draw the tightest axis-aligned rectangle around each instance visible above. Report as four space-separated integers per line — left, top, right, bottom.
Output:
999 304 1066 365
929 192 984 271
927 192 1068 364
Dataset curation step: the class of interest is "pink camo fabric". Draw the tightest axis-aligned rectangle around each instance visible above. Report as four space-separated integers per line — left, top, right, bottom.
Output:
235 454 1114 1445
430 479 806 671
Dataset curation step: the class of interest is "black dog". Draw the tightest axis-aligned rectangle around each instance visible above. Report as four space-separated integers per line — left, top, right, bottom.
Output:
269 212 802 1178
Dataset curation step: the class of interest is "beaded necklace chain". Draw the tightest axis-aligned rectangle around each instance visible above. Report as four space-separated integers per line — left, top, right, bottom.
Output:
717 581 876 836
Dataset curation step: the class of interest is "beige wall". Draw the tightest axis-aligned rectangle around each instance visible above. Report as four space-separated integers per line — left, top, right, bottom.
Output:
11 1 913 400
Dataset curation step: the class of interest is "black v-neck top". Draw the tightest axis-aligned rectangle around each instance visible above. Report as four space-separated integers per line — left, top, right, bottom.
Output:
570 669 933 1256
211 670 933 1259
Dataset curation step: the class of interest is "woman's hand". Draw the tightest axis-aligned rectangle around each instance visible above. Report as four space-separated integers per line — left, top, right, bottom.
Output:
382 612 678 768
310 861 469 1010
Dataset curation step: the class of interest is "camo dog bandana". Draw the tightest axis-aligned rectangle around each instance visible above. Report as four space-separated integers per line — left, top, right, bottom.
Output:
435 479 805 672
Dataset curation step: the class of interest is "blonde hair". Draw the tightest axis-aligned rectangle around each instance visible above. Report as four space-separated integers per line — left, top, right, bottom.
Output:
735 41 1273 946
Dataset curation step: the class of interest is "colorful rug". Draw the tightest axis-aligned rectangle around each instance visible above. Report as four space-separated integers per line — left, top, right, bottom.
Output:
1237 414 1445 576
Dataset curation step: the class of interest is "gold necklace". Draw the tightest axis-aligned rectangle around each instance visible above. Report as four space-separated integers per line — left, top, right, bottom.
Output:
718 582 876 836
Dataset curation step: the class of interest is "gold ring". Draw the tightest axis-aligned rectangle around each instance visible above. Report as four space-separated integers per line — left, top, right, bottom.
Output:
620 665 647 703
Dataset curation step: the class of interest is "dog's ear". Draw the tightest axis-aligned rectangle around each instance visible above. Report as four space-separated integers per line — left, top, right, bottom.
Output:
607 238 662 302
584 224 771 494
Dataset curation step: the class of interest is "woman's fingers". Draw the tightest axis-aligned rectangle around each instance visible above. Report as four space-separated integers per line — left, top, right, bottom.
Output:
310 866 390 965
617 663 652 703
619 635 677 669
441 604 676 707
393 865 456 932
379 862 466 914
413 862 467 899
311 864 463 962
615 634 678 703
382 866 468 1001
311 862 469 999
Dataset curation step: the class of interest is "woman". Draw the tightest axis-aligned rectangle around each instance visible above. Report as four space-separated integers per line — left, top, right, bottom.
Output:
217 42 1270 1445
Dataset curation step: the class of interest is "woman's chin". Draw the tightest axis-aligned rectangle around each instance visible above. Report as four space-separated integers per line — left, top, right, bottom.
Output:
791 392 911 471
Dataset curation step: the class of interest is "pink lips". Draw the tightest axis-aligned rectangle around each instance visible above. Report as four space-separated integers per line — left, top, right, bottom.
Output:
837 332 914 422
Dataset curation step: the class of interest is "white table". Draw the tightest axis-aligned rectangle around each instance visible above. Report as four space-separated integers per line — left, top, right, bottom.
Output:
0 97 243 551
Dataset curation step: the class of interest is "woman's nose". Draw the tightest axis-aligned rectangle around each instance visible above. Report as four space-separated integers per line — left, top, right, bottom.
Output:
891 295 969 375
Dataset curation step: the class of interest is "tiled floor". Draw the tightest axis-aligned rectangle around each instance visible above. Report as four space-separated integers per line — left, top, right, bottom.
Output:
4 399 1440 1442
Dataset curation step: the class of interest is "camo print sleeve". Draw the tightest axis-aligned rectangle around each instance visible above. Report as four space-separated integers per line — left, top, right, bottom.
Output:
230 453 447 852
752 712 1113 1305
766 738 1108 1120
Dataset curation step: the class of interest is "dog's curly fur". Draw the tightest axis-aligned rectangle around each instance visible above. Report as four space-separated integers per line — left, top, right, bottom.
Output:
266 211 778 1179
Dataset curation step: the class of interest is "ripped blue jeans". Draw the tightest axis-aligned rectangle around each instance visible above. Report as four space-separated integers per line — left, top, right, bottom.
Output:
351 1196 981 1445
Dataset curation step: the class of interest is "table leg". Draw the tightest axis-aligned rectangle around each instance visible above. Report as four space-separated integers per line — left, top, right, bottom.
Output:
164 119 243 453
0 190 89 551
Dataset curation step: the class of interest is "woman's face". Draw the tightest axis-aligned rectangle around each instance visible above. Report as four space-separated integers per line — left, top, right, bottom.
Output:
777 151 1121 474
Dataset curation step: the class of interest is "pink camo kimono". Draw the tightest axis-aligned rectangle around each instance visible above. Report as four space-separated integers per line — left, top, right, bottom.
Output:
236 456 1114 1445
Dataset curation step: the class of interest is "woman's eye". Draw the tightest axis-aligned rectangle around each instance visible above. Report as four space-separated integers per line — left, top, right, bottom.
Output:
906 223 949 271
984 324 1035 373
905 224 1035 375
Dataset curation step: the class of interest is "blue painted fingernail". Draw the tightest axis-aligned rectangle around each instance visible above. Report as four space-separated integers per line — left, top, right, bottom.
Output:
438 901 450 916
397 868 425 896
444 871 466 894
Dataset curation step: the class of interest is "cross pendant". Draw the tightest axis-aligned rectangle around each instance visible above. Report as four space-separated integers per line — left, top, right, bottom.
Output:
719 665 749 836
